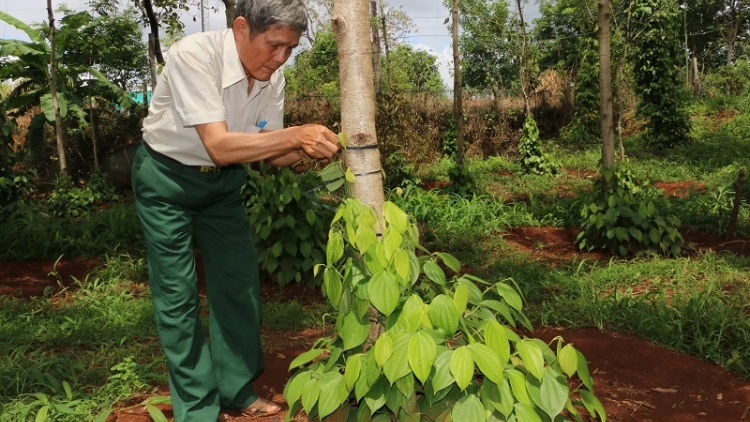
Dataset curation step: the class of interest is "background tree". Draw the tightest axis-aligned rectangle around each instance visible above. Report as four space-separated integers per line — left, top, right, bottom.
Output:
631 0 691 148
454 0 517 98
388 44 445 93
0 8 136 179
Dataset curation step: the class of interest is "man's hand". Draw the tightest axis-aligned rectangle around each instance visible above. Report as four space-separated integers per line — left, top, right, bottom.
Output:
296 124 340 159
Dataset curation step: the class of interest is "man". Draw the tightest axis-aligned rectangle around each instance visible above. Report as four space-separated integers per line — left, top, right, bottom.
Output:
131 0 339 421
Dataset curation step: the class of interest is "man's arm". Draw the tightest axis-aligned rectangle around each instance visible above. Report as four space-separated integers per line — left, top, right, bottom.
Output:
194 121 339 166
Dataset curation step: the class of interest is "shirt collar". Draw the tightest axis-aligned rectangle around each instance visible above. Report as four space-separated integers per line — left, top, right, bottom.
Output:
222 29 270 91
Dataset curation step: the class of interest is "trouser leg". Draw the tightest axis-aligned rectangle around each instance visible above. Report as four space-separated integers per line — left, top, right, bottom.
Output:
193 167 263 410
131 146 221 422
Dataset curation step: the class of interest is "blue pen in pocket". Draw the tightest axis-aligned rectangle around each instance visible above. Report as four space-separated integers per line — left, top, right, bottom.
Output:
258 119 268 129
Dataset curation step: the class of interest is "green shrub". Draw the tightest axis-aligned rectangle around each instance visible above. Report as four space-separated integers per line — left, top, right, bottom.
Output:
442 163 481 197
242 163 333 285
284 198 605 422
518 114 557 175
46 173 119 218
576 166 684 257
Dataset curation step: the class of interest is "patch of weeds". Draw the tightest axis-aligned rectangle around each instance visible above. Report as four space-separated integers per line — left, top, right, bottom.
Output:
263 300 327 332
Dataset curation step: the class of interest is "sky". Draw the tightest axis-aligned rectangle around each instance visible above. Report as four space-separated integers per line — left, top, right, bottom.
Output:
0 0 539 89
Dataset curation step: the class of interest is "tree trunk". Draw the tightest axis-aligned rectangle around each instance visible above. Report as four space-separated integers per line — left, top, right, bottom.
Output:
222 0 235 28
378 0 392 89
370 1 382 93
149 33 159 88
90 97 99 170
47 0 67 179
451 0 464 165
599 0 614 171
515 0 530 114
333 0 385 349
333 0 384 213
142 0 165 64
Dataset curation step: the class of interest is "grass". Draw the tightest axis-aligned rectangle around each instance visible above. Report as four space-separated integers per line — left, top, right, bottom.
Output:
0 253 327 420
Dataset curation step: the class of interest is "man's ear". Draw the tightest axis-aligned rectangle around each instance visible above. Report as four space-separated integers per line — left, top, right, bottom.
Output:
233 16 249 40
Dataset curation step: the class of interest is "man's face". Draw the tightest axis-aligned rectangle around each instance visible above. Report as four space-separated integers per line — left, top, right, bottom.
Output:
234 18 300 81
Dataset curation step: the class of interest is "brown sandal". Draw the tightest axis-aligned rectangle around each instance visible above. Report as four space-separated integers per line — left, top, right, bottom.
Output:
241 397 282 415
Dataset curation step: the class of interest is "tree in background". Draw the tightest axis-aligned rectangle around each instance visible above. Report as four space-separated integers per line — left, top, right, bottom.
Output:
533 0 586 71
454 0 518 97
284 28 443 98
389 44 445 94
0 7 137 179
631 0 691 148
284 28 340 98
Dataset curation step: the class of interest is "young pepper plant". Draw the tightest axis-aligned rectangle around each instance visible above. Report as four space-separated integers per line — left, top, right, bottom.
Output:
283 196 606 422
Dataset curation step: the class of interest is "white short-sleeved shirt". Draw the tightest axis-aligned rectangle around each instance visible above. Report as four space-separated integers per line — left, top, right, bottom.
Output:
142 28 285 166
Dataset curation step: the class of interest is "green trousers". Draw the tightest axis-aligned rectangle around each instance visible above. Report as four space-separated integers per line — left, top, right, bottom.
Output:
131 144 262 422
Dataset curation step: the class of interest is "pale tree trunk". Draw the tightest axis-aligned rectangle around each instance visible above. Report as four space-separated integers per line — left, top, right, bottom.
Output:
90 97 99 170
333 0 385 349
370 1 382 93
515 0 530 114
451 0 464 165
599 0 614 172
378 0 392 88
333 0 384 212
222 0 235 28
47 0 67 179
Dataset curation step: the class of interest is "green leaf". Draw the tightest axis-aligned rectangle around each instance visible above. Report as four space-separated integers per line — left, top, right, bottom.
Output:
431 350 455 393
301 377 320 416
538 368 568 419
327 231 344 265
451 395 485 422
318 371 345 419
557 344 578 378
339 311 370 351
435 252 461 273
580 389 607 421
384 334 413 384
364 376 389 414
392 249 411 282
514 402 543 422
516 340 545 380
289 348 325 370
383 201 409 233
367 271 400 317
453 283 469 315
306 209 317 225
577 350 595 391
145 404 169 422
35 406 49 422
0 10 46 44
284 370 311 405
355 225 378 255
507 369 533 406
484 320 510 366
345 168 356 183
408 331 437 384
467 343 504 385
496 282 523 311
427 295 459 336
423 260 446 286
324 268 343 308
374 332 394 366
450 346 475 391
345 354 363 389
338 132 349 148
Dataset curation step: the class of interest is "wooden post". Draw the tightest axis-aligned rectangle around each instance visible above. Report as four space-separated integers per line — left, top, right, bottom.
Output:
727 169 745 241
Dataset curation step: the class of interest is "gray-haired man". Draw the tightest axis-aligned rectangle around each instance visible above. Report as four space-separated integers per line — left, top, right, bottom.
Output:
131 0 339 420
